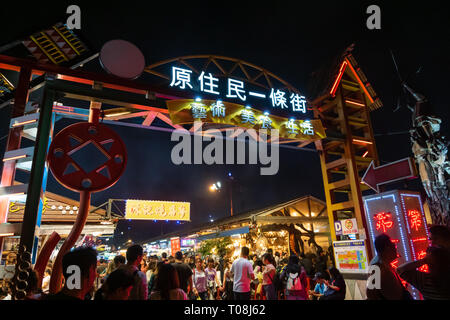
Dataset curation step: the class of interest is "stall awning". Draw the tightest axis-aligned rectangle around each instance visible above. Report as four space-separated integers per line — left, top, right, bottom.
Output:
38 224 115 236
0 223 115 236
196 226 249 241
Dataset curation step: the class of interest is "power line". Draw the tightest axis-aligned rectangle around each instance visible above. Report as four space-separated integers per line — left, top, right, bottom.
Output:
374 131 409 137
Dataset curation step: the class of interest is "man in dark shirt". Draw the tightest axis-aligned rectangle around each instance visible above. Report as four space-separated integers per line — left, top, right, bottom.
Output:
119 244 148 300
366 233 411 300
398 245 450 300
45 247 98 300
172 251 193 295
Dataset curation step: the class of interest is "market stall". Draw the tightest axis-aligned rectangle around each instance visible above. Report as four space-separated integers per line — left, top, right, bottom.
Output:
0 191 117 293
141 195 331 258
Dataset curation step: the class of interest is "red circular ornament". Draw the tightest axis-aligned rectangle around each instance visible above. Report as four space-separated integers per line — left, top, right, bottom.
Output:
48 122 127 192
99 40 145 80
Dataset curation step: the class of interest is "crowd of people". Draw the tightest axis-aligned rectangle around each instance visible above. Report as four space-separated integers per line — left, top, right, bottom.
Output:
2 224 450 300
2 243 342 301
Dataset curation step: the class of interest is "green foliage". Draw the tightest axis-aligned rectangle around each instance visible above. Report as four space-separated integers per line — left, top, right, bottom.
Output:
198 236 232 258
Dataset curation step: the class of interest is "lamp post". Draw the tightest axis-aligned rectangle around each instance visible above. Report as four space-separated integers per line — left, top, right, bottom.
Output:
209 172 234 217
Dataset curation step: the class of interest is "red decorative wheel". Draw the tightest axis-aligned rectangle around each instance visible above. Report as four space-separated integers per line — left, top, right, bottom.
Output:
47 122 127 192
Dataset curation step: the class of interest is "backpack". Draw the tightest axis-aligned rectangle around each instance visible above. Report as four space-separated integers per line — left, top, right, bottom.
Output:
286 272 302 291
270 269 283 292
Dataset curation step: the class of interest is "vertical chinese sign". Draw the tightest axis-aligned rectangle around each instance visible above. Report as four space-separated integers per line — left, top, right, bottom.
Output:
363 190 429 299
170 237 181 256
399 193 430 273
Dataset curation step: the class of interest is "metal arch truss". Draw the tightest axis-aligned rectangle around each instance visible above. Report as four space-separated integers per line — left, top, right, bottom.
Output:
145 55 301 95
142 55 316 149
56 105 318 152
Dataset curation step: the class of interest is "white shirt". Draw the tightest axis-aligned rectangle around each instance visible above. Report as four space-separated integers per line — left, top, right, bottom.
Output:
231 258 254 293
146 270 153 283
42 275 50 293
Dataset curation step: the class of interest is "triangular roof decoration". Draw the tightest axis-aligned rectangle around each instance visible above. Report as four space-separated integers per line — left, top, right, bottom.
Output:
308 46 383 112
328 53 383 111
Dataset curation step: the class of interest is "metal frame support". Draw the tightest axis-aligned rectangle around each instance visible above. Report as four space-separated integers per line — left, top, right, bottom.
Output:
0 67 32 257
12 80 55 299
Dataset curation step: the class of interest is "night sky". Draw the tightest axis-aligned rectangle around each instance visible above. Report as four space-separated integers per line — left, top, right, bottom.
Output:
1 1 449 246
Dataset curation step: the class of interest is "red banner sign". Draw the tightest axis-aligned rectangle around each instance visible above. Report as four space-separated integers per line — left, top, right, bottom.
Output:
170 237 181 256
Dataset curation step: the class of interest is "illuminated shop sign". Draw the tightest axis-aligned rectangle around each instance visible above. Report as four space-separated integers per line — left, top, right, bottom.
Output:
181 239 196 247
125 200 190 221
169 66 308 114
363 190 429 300
166 99 326 141
159 241 168 249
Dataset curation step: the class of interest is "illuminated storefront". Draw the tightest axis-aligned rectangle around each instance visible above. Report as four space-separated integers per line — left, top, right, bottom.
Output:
1 191 117 264
140 195 331 258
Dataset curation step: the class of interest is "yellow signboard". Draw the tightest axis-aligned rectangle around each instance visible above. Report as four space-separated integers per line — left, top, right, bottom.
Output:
166 99 326 141
125 200 190 221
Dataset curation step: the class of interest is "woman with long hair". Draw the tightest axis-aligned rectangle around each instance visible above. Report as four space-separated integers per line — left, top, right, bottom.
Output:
281 255 308 300
148 261 163 295
261 253 277 300
205 257 221 300
106 255 125 275
140 257 148 273
149 263 187 300
146 260 157 284
221 258 234 300
320 266 346 300
192 258 208 300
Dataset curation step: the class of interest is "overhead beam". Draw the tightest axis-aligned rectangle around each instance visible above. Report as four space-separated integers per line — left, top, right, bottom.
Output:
255 216 329 224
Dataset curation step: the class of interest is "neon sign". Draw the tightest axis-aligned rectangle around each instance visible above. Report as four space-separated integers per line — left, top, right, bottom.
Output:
407 209 422 232
169 66 307 114
363 190 430 299
373 212 394 232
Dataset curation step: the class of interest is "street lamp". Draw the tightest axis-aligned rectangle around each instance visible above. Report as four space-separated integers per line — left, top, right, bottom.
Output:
208 173 235 216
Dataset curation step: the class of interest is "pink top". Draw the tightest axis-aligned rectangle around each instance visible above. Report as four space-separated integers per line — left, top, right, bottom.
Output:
262 264 276 285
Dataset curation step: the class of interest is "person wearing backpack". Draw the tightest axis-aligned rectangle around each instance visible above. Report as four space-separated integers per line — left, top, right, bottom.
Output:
281 255 308 300
261 253 277 300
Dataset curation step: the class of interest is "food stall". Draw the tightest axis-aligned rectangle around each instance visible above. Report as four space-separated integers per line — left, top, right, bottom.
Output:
141 195 331 258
